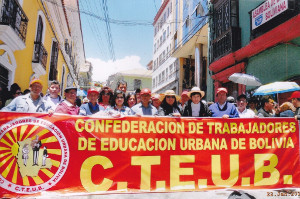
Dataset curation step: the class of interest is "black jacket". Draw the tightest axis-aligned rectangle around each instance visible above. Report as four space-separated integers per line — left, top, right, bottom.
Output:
183 100 211 117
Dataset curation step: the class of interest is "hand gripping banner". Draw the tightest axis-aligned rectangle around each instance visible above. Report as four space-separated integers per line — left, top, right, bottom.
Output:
0 112 299 198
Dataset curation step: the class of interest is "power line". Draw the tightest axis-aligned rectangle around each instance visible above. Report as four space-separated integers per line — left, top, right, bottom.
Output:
102 0 115 61
44 0 208 27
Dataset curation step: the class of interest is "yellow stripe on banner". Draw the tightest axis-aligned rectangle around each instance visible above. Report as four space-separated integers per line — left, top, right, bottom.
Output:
0 146 10 151
32 176 44 185
12 164 18 183
5 133 15 144
23 126 39 140
41 136 58 144
38 129 49 138
2 158 14 178
41 169 54 178
0 155 12 167
51 159 60 167
12 128 18 141
23 176 29 186
0 152 10 158
47 149 61 155
0 138 12 147
19 125 28 141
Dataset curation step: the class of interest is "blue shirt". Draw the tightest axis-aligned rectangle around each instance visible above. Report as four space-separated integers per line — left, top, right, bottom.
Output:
131 103 158 116
209 102 239 118
1 93 51 113
106 105 132 116
79 103 104 116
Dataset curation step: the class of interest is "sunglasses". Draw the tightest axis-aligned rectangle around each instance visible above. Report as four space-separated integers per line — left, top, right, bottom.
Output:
166 96 175 99
116 96 124 99
15 92 22 95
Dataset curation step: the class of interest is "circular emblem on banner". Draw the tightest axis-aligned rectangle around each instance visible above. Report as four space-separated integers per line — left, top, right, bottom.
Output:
0 117 69 194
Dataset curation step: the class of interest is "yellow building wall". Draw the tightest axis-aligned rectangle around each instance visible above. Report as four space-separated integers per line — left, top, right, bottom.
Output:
10 0 69 94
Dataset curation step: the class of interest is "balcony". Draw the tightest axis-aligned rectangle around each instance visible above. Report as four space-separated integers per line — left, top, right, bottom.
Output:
0 0 28 51
209 27 241 63
32 41 48 76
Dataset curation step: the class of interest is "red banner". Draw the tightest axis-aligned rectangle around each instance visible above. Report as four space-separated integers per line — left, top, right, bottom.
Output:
0 112 299 198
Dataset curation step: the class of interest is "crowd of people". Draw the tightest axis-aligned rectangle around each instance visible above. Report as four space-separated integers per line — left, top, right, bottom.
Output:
0 78 299 120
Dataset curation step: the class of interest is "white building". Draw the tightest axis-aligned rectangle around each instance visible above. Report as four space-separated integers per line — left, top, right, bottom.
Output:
152 0 179 94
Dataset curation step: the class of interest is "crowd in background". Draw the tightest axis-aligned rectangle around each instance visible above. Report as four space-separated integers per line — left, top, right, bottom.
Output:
0 79 299 120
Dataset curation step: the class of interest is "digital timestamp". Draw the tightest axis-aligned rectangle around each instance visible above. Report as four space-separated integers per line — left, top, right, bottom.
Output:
267 191 300 197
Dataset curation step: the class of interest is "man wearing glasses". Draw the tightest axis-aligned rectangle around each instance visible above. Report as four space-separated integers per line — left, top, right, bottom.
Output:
55 86 79 115
1 79 50 113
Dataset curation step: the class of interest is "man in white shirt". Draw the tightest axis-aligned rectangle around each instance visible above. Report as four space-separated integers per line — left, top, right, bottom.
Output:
43 80 62 111
236 94 256 118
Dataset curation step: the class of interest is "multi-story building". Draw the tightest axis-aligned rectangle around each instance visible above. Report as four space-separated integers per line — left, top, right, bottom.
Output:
152 0 179 94
208 0 300 101
106 68 152 93
172 0 209 95
0 0 85 99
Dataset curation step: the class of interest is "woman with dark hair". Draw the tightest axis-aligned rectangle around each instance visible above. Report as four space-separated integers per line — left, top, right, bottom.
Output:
106 90 131 117
98 86 113 110
125 92 137 108
5 83 22 106
160 90 181 117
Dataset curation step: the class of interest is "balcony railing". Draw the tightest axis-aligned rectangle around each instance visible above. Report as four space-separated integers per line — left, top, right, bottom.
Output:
0 0 28 42
33 41 48 70
209 27 241 63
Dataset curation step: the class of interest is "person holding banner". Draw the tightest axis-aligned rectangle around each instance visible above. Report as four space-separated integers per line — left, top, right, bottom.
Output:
183 87 211 117
106 89 131 117
160 90 181 117
289 91 300 120
79 88 104 116
257 96 279 117
131 88 158 116
236 94 256 118
209 87 239 118
98 86 113 110
1 79 51 113
55 87 80 115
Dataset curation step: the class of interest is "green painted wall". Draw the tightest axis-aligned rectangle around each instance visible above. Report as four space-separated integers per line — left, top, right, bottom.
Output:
239 0 264 47
246 43 300 90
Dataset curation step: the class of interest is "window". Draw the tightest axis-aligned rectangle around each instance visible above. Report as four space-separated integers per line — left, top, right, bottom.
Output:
167 26 169 37
185 16 190 28
134 79 141 90
163 30 166 42
49 41 59 81
166 68 168 80
196 3 205 17
153 78 156 88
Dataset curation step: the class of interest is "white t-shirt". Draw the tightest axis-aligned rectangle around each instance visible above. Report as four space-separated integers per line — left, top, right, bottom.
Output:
237 108 256 118
191 102 201 117
44 95 61 110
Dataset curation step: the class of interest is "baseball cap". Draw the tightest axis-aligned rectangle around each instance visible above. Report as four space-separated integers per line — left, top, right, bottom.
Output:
217 87 228 94
30 78 43 86
288 91 300 100
140 88 151 95
88 88 99 95
181 90 189 97
64 86 77 92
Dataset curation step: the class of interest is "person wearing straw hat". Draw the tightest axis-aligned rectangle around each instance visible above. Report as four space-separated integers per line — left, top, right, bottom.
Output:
160 90 181 117
183 87 211 117
209 87 239 118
